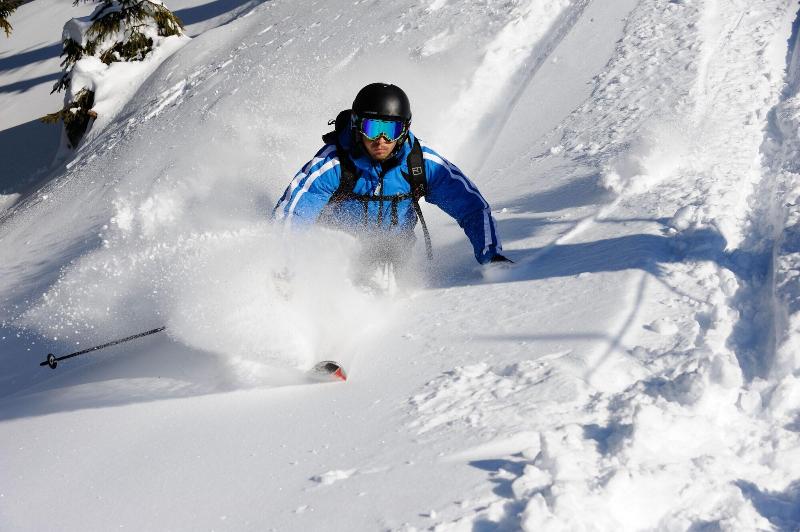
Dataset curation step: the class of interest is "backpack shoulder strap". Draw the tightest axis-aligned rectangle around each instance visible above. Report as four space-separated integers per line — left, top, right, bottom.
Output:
403 138 426 200
323 142 356 202
402 138 433 259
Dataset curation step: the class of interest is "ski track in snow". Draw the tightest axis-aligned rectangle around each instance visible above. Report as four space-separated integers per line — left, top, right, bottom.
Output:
1 0 800 530
434 0 585 166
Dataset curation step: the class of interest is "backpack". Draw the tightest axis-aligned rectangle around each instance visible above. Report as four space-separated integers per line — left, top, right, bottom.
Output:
321 109 433 259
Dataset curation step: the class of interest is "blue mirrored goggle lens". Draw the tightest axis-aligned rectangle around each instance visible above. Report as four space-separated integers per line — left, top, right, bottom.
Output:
359 118 405 142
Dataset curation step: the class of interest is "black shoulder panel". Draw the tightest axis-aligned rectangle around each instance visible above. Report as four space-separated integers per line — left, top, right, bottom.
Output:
322 130 337 145
321 109 352 145
320 109 358 201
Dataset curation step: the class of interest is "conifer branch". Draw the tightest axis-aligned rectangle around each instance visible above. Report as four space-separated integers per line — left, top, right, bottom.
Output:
0 0 22 37
40 89 96 148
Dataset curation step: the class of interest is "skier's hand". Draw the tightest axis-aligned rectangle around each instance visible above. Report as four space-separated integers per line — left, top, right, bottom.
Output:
489 254 513 264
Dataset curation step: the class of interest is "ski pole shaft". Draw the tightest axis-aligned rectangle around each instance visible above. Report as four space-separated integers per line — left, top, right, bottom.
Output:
39 326 166 369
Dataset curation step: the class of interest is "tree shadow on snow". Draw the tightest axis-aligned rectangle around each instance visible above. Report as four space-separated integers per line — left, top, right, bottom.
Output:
0 42 61 73
426 225 751 288
484 216 559 245
0 72 60 94
0 118 61 197
423 222 771 384
430 214 775 288
174 0 266 35
497 172 615 214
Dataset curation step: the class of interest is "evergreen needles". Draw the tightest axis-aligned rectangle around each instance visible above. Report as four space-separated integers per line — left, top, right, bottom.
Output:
41 89 96 148
0 0 22 37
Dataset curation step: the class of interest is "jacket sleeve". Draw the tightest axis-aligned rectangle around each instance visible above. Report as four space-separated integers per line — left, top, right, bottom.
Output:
422 148 503 264
273 144 341 226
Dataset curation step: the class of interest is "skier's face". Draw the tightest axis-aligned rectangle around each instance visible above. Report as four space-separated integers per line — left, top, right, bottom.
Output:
361 134 396 161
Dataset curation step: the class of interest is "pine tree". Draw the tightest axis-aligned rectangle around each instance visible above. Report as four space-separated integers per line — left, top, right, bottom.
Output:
43 0 183 148
0 0 22 37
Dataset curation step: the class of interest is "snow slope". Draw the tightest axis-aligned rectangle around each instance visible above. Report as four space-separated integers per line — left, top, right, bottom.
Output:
2 0 800 530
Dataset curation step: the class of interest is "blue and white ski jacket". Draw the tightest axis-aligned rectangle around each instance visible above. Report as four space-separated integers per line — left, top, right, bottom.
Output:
273 129 502 263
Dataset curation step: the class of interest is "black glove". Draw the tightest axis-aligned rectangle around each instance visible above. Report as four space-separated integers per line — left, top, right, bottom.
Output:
490 254 513 264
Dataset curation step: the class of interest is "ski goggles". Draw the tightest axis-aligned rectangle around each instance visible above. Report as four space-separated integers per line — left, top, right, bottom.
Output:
357 117 407 142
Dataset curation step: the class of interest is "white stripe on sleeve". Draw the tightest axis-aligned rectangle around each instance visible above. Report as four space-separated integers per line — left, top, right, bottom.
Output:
423 150 494 254
286 158 340 217
275 145 337 219
422 152 489 209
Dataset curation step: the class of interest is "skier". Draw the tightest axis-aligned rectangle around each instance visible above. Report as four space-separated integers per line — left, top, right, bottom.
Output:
273 82 510 275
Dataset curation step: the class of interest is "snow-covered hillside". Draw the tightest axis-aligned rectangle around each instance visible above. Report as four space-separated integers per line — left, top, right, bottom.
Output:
2 0 800 530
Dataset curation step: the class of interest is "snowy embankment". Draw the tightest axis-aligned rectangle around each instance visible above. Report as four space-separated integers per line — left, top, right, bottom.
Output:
0 0 259 211
1 0 800 530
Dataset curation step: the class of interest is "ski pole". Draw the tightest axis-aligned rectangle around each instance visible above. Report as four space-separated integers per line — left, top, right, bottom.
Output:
39 326 166 369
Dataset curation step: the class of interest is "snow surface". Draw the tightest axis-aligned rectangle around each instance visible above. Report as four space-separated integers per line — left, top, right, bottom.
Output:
2 0 800 530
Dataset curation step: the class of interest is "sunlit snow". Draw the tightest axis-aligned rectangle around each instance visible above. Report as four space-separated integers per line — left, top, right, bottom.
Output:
1 0 800 530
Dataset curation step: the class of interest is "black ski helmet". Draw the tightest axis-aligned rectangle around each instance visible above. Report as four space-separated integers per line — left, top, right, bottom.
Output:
352 83 412 122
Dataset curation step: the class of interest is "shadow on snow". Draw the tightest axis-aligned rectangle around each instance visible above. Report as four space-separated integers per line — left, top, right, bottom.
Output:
736 479 800 532
174 0 266 35
425 220 771 383
0 331 307 423
498 172 616 214
0 72 59 94
427 225 766 287
468 455 532 531
0 43 61 73
0 117 61 197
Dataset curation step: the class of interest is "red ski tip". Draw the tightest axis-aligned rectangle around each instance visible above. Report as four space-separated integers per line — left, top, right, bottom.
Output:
310 361 347 382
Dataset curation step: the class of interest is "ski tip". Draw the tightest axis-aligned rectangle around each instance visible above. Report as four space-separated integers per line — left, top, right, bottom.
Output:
311 360 347 382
